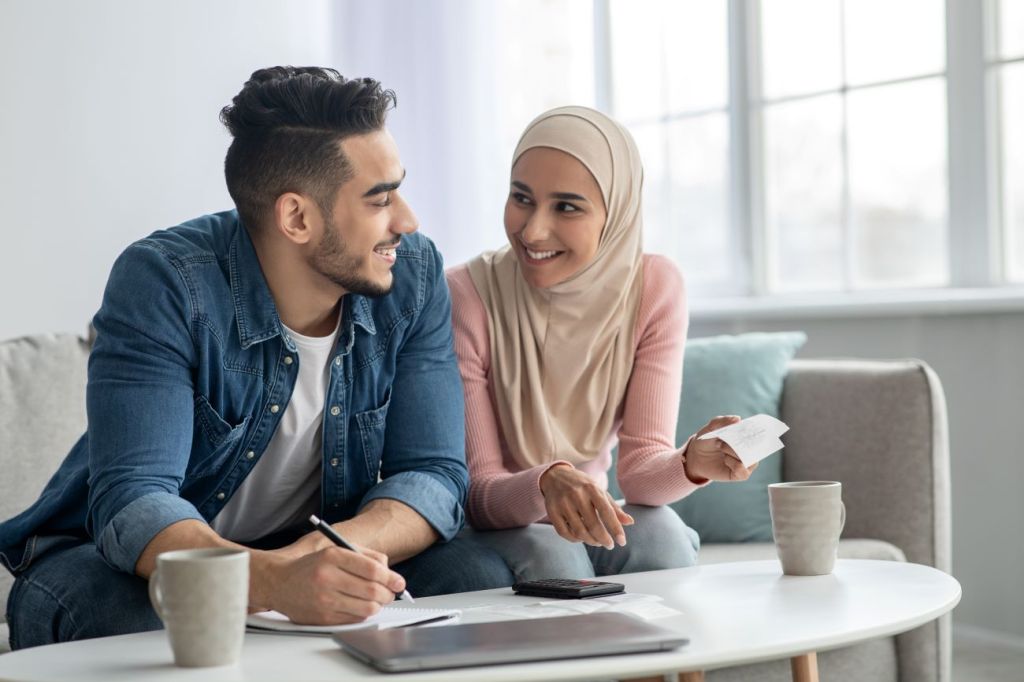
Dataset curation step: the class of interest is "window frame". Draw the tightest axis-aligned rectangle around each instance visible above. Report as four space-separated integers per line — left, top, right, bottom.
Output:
596 0 1021 306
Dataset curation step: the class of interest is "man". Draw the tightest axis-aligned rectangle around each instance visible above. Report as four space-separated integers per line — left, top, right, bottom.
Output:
0 66 513 649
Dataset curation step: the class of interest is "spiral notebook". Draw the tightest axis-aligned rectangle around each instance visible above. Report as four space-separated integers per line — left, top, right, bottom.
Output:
247 606 460 634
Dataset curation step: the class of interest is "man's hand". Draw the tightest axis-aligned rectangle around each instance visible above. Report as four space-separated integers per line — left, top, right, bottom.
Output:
684 415 759 482
538 464 634 549
259 545 406 626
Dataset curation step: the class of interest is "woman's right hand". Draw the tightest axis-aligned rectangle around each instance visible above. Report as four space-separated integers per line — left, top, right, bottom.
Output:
538 463 634 549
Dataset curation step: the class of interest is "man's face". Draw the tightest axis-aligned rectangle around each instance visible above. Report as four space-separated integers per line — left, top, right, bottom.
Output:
308 129 418 297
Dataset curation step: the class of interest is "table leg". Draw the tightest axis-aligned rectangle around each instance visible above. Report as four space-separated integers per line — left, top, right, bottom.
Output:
679 672 704 682
790 652 819 682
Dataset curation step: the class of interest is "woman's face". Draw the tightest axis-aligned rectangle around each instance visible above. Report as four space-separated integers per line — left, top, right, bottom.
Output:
504 147 607 289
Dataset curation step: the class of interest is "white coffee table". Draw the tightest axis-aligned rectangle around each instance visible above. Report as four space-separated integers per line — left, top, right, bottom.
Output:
0 559 960 682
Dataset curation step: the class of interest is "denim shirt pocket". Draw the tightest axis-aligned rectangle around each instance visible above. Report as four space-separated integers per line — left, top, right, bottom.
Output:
189 394 250 479
353 388 391 481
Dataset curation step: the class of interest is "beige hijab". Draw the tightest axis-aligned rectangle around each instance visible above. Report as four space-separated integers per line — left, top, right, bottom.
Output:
466 106 645 469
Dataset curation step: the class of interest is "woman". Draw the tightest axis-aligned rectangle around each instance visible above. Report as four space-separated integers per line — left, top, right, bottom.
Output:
447 106 756 580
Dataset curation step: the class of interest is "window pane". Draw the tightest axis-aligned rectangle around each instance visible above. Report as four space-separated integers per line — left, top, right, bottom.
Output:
610 0 727 119
760 0 841 100
663 1 728 113
610 0 666 121
763 95 844 292
630 123 670 250
847 79 948 288
1002 64 1024 281
844 0 945 86
631 115 733 295
1000 0 1024 60
667 114 733 292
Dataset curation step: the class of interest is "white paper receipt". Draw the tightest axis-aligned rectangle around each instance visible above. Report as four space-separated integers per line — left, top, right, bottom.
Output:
697 414 789 467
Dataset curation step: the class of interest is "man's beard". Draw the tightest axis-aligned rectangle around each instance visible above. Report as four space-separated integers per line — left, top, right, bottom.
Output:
309 220 394 298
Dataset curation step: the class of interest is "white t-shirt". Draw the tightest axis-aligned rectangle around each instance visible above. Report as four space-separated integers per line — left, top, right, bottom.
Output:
211 318 340 543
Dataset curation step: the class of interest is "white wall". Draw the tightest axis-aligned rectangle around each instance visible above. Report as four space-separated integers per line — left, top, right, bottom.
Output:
691 310 1024 641
0 0 335 341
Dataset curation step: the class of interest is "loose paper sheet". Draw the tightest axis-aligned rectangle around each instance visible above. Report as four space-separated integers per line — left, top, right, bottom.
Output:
473 593 682 622
696 414 789 467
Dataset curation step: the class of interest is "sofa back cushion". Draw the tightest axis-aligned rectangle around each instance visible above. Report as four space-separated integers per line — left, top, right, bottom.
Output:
669 332 806 542
0 333 89 622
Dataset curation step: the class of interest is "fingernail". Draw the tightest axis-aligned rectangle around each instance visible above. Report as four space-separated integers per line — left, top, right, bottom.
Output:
616 534 626 546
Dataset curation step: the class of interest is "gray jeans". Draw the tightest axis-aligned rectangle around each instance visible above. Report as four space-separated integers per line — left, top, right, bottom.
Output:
465 504 700 581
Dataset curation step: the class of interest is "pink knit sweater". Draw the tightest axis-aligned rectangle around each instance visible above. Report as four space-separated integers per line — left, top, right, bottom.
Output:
448 254 704 530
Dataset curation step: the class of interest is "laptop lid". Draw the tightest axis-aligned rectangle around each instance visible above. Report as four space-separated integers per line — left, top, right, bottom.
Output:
332 611 689 673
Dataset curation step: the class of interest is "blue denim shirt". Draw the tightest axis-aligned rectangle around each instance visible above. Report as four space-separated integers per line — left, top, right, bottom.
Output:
0 211 467 576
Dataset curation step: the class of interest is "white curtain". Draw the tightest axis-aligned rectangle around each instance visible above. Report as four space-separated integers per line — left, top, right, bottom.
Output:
333 0 512 267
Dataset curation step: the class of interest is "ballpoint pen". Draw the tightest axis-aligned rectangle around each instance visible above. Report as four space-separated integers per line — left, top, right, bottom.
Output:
308 514 415 603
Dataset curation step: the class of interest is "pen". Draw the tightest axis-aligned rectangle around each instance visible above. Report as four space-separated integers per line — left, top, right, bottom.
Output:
308 514 415 603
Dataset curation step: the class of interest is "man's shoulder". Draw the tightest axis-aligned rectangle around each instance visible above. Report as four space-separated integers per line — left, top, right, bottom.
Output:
389 232 445 296
394 231 440 262
131 210 240 264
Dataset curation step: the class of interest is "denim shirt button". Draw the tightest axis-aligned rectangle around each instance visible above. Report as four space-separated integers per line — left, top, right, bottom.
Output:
270 404 280 414
330 406 341 417
216 492 226 500
283 356 294 366
334 356 341 366
330 458 339 467
246 450 255 460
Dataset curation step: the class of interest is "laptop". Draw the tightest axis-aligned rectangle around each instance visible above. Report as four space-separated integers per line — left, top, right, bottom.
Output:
332 611 689 673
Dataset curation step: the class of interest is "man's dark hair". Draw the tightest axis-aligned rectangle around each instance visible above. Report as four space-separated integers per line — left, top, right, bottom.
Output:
220 66 396 230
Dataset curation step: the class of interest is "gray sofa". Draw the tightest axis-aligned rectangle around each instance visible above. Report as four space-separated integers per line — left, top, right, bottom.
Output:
0 334 951 682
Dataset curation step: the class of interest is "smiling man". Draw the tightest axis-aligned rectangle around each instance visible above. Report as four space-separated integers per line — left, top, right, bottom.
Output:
0 67 513 649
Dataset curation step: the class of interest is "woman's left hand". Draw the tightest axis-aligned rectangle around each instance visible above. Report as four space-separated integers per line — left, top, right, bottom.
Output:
683 415 759 482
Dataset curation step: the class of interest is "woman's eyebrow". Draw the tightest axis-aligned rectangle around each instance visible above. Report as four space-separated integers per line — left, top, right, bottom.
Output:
512 180 588 203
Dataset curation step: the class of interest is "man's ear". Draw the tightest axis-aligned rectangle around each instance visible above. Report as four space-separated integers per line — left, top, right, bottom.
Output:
273 192 316 246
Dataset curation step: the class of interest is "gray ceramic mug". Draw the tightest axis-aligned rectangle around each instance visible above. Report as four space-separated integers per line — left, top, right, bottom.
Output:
768 481 846 576
148 548 249 667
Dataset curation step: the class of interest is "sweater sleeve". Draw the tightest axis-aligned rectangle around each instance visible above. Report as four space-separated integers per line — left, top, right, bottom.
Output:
615 256 707 505
446 266 566 529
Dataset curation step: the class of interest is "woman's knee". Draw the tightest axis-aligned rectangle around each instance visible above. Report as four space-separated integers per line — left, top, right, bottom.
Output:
469 525 595 581
621 505 700 569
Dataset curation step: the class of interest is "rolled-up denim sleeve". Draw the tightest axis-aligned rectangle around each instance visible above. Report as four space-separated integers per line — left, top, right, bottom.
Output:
359 471 464 541
365 240 468 541
86 243 203 573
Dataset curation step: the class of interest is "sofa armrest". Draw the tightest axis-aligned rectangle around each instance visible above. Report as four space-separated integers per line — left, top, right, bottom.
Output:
780 359 950 570
780 359 952 682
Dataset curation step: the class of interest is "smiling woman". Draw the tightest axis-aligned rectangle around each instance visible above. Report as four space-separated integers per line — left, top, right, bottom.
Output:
504 147 607 289
446 106 760 584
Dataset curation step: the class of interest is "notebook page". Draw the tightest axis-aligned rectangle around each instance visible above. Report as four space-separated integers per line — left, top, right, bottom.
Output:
247 606 460 633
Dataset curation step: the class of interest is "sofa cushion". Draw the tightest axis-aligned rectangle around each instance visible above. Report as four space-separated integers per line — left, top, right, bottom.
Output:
697 538 907 565
670 332 806 543
0 333 90 625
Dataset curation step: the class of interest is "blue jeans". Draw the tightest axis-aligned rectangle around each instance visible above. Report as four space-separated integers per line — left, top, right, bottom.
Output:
6 534 513 650
466 505 700 581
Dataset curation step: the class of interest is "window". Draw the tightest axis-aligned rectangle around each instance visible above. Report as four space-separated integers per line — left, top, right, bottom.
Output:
760 0 947 293
601 0 1022 299
608 1 738 295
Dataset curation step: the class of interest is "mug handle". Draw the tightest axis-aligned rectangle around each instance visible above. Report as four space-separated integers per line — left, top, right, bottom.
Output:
839 501 847 535
148 568 166 620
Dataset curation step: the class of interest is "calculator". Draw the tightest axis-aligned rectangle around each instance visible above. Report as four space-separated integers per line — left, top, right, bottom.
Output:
512 578 626 599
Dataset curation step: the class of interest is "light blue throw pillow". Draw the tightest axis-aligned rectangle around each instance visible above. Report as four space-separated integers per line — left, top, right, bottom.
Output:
669 331 807 542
